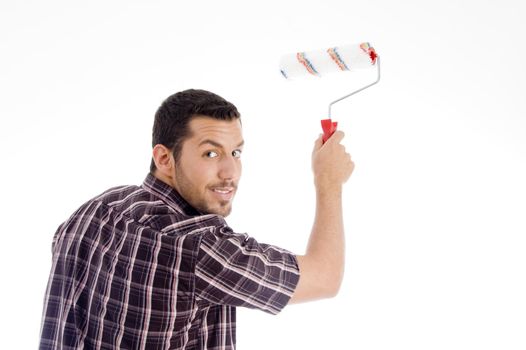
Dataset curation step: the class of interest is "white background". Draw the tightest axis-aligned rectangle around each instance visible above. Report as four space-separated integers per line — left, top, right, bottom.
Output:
1 0 525 349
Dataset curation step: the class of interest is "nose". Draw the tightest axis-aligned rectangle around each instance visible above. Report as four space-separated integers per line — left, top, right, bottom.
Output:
218 154 241 181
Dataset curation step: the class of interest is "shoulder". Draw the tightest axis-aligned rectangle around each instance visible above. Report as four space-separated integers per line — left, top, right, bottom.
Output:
87 185 227 235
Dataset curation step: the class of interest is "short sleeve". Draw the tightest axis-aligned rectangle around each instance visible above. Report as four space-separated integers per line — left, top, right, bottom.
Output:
194 224 300 315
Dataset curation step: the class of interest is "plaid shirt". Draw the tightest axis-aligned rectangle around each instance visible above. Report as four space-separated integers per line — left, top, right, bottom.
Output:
39 173 300 349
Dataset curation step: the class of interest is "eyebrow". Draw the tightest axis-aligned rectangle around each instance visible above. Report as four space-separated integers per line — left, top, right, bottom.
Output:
198 139 244 149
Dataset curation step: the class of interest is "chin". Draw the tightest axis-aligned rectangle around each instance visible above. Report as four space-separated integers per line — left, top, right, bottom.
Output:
213 208 232 217
211 204 232 217
198 203 232 217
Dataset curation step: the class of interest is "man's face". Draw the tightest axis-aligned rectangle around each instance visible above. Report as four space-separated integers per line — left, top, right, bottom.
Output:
172 116 243 217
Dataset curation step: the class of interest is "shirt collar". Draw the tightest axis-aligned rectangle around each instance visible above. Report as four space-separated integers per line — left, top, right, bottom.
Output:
141 173 201 216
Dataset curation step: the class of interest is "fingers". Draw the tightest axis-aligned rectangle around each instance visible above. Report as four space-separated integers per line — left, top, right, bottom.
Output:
311 130 355 186
325 130 345 145
313 130 345 150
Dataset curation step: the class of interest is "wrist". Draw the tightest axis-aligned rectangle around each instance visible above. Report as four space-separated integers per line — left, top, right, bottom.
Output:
315 181 343 198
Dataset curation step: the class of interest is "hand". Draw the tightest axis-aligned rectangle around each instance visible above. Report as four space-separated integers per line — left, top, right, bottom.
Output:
311 131 355 191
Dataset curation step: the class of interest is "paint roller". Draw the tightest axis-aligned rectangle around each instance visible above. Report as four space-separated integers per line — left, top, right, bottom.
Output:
280 42 380 142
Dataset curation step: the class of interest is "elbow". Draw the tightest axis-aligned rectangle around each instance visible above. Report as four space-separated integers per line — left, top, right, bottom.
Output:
329 284 342 299
321 269 344 299
325 278 343 299
292 254 345 304
318 256 345 299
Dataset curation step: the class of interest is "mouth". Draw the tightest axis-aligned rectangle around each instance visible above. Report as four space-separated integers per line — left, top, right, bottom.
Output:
210 186 235 201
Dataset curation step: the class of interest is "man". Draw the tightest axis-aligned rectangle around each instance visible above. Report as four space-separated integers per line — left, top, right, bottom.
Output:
39 89 354 349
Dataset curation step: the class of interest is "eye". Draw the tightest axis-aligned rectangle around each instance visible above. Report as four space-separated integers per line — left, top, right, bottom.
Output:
205 151 219 158
232 149 242 158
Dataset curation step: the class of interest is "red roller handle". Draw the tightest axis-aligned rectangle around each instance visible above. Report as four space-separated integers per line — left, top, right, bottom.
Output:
321 119 338 143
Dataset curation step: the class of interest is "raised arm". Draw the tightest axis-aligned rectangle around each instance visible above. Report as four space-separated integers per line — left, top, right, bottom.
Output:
289 131 354 304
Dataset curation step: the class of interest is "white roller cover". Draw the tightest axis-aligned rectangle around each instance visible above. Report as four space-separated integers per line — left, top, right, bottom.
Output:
279 42 378 79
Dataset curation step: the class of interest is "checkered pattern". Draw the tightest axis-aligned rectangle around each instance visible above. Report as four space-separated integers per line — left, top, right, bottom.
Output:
39 173 300 349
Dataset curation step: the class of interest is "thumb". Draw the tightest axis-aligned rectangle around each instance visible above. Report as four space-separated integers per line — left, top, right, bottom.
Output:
313 134 324 153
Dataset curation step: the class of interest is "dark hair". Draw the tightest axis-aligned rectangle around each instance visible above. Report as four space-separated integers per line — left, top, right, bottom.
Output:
150 89 241 173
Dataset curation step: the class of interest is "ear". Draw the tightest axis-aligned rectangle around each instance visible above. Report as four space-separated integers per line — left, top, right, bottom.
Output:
152 144 175 179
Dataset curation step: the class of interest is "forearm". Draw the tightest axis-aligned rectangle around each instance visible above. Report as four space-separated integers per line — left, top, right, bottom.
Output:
289 132 352 304
306 185 345 294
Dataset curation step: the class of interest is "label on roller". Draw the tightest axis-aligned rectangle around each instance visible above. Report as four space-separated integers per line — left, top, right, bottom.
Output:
280 42 377 79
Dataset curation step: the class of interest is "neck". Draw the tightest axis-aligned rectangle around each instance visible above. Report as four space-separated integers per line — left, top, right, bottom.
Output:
152 170 174 189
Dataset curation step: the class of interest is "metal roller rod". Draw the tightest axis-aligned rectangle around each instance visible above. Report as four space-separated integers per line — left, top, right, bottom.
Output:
328 56 381 118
